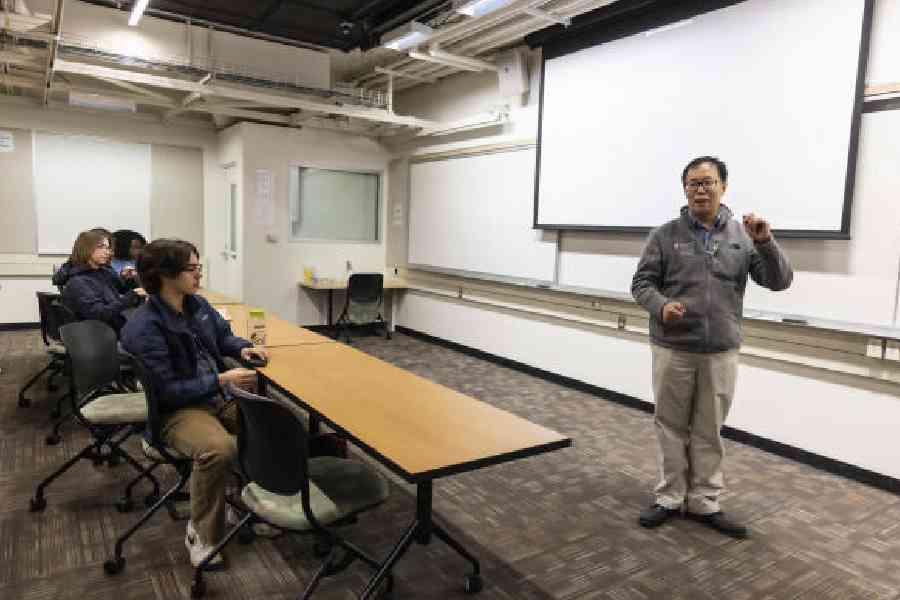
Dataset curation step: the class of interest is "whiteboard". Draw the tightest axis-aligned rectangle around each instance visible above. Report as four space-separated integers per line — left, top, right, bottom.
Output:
537 0 867 234
34 132 151 254
409 147 557 283
558 110 900 327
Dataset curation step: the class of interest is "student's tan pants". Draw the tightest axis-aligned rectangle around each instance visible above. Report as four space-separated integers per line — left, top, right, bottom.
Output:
651 344 739 515
162 401 239 545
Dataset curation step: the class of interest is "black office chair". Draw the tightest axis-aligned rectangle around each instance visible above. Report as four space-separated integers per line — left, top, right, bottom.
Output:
187 386 391 599
334 273 391 343
30 320 150 512
19 292 73 412
103 354 192 576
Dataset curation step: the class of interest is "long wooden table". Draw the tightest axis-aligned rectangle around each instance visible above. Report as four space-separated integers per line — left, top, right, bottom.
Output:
197 288 242 305
258 343 571 597
212 303 332 347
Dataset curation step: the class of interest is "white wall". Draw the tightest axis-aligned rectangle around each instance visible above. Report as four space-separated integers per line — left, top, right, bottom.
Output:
0 100 215 323
232 123 393 325
398 290 900 480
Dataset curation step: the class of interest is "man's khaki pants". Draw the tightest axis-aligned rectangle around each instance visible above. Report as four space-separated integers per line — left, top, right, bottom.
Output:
651 343 739 515
162 401 239 546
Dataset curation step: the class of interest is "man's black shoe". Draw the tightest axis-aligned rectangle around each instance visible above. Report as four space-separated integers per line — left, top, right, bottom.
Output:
685 511 748 539
638 504 680 528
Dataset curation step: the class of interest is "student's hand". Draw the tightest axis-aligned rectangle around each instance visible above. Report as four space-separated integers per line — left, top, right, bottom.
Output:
134 287 148 298
240 347 269 364
218 368 257 390
662 301 686 323
121 266 137 279
743 213 772 244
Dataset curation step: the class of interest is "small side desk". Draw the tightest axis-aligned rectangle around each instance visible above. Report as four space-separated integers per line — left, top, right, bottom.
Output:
258 343 571 598
298 277 407 328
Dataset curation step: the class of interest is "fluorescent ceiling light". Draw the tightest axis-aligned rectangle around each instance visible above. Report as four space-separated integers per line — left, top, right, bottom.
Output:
381 21 434 51
644 17 695 37
128 0 150 27
457 0 515 18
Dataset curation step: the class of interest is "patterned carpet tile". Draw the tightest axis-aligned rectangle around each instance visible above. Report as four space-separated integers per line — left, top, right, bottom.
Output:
2 328 899 599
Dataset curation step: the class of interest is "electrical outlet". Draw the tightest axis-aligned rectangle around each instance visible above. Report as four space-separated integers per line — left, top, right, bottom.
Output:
617 315 626 330
866 338 884 359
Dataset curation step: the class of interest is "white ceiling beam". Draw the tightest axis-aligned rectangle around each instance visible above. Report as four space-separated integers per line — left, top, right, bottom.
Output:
164 73 213 121
54 58 440 129
522 7 571 27
99 76 174 103
428 48 498 72
407 51 483 72
374 67 436 84
41 0 65 106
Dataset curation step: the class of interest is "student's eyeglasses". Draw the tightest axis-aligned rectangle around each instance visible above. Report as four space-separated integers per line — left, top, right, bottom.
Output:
183 263 203 273
685 179 719 192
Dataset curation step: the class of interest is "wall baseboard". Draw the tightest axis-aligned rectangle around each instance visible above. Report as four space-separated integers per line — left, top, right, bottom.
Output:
397 325 900 496
0 323 39 331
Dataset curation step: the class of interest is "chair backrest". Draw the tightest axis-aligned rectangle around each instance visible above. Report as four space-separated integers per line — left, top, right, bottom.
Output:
231 386 309 496
128 354 165 450
347 273 384 305
36 292 64 346
59 320 121 397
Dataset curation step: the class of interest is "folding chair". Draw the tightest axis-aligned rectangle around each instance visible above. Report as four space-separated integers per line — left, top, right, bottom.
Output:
29 320 150 512
334 273 390 343
188 386 391 599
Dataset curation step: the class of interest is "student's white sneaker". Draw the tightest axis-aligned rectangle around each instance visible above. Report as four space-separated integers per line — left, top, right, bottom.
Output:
185 520 225 570
225 504 280 538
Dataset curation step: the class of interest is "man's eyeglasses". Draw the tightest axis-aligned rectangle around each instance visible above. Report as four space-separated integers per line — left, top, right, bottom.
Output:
685 179 719 192
184 264 203 273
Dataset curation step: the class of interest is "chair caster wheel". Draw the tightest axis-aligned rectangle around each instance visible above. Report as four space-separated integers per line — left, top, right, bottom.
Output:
312 540 332 558
45 434 61 446
115 498 133 513
18 397 31 408
107 454 121 467
29 496 47 512
190 577 206 599
464 574 483 594
144 493 159 507
103 556 125 575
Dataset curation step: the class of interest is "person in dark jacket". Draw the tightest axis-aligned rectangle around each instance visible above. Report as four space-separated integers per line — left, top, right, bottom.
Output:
632 156 792 539
61 230 146 334
121 238 267 569
110 229 146 288
53 227 130 292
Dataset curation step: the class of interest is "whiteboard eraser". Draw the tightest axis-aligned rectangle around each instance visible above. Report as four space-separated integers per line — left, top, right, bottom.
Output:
866 338 884 359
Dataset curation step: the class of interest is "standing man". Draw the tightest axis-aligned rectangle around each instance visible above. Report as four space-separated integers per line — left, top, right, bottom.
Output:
631 156 793 538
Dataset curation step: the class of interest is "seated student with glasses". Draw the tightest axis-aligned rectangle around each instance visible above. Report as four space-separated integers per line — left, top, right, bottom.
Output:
61 230 147 334
121 239 268 569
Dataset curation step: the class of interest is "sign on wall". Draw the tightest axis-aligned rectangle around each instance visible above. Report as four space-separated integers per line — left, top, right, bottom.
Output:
0 131 14 152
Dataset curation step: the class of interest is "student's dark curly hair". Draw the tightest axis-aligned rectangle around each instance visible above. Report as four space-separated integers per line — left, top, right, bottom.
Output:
111 229 147 260
681 156 728 186
136 238 199 294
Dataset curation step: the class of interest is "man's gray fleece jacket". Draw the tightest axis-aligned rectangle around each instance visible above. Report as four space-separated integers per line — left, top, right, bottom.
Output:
631 205 793 353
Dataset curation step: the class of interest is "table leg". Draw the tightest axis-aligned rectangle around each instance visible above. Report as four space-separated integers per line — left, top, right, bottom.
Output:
358 481 481 598
327 289 334 327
